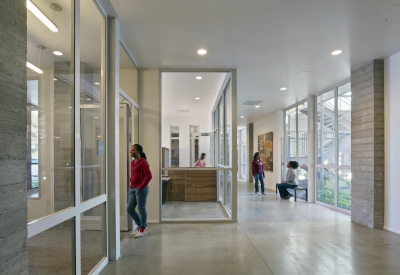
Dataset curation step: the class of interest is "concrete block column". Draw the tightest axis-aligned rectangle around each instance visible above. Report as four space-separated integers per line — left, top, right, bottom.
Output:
246 123 254 183
0 1 28 273
351 60 384 229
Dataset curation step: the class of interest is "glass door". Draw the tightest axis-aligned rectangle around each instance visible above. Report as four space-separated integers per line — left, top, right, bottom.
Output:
119 97 132 231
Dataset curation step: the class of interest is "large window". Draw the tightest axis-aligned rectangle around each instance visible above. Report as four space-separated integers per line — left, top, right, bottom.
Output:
284 101 309 199
316 83 351 212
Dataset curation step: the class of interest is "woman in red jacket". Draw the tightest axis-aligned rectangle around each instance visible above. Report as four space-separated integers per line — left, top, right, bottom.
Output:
127 144 152 238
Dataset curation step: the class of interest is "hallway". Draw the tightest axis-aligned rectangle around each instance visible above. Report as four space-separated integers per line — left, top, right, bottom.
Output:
100 180 400 275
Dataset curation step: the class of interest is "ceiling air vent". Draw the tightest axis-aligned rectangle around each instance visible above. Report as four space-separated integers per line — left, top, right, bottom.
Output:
177 110 190 113
242 101 262 106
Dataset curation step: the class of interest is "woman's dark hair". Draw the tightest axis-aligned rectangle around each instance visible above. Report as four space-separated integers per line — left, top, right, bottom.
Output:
253 152 259 160
289 161 299 169
200 153 206 160
133 144 147 159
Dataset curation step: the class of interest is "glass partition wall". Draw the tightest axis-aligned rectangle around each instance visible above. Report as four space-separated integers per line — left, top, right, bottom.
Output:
161 72 235 220
26 0 110 273
316 83 351 212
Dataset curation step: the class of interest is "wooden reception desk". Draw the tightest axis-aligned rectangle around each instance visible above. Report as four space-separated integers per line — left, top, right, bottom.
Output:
165 170 217 202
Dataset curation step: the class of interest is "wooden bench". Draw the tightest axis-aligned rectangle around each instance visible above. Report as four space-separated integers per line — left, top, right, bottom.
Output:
276 183 308 202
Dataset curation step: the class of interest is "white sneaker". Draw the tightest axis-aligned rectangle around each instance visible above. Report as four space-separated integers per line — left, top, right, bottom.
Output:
132 225 140 235
262 192 267 195
134 228 147 238
256 191 260 196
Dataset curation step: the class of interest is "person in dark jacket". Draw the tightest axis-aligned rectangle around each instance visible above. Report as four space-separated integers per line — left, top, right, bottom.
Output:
127 144 152 238
252 152 266 195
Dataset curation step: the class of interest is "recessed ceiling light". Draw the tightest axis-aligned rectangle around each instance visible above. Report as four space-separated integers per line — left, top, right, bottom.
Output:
240 116 244 118
197 49 207 55
255 105 260 108
196 76 202 80
94 117 98 119
97 135 101 138
68 107 72 109
54 78 57 81
94 82 100 85
87 98 92 101
53 51 63 56
195 97 200 100
280 87 287 91
332 50 343 56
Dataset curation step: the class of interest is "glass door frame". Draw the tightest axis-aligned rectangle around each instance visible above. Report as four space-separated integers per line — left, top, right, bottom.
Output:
159 69 238 222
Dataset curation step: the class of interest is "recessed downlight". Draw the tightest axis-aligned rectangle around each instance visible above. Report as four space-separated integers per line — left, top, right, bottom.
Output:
94 82 100 85
197 49 207 55
87 98 92 101
53 51 63 56
195 97 200 100
54 78 57 81
196 76 202 80
280 87 287 91
68 106 72 109
332 50 343 56
240 116 244 118
255 105 260 108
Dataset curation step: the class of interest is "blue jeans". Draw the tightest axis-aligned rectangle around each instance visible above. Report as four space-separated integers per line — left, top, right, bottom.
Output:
277 183 297 198
126 186 149 228
254 173 265 193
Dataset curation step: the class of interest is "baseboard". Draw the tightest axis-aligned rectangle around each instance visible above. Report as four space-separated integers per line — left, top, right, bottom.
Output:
147 220 160 224
384 226 400 235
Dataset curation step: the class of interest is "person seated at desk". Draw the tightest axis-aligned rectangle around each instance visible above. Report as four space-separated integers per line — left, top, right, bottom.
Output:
277 161 299 199
194 153 206 167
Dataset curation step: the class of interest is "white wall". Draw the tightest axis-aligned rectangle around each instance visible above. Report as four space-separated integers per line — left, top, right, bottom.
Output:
139 69 161 222
384 53 400 234
162 117 211 167
253 110 283 190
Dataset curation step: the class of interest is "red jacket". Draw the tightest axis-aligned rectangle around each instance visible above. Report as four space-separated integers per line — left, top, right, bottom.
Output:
130 158 152 190
252 159 265 178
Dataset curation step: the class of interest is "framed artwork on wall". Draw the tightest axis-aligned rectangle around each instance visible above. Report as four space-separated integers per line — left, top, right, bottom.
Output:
258 132 273 171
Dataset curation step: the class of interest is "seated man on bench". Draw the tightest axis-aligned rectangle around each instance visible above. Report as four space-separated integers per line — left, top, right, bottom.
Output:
277 161 299 200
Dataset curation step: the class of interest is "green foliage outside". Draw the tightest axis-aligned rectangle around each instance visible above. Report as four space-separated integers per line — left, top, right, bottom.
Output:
317 171 351 211
31 180 39 188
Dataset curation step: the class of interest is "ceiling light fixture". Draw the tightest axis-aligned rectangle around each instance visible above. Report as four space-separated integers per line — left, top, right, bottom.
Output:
197 49 207 55
54 78 57 81
87 98 92 101
68 107 72 109
195 97 200 100
27 61 43 74
196 76 202 80
94 82 100 85
280 87 287 91
255 105 260 108
26 0 59 33
53 51 63 56
240 116 244 118
332 50 343 56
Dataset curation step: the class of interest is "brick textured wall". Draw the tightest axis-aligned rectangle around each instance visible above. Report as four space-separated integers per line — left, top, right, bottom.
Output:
247 123 254 183
0 1 28 274
351 60 384 229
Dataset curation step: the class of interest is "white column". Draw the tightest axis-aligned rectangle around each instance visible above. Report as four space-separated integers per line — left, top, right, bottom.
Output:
307 95 316 203
106 17 120 261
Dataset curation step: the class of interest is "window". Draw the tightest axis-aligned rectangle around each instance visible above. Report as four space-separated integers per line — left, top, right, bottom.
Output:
170 126 179 167
190 125 200 164
316 83 351 211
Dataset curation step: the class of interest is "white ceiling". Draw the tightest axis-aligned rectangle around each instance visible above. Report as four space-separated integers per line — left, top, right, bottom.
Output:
33 0 400 127
101 0 400 128
162 72 226 118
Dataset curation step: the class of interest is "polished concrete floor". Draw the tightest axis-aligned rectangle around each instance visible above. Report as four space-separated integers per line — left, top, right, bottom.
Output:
161 201 230 220
100 180 400 275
